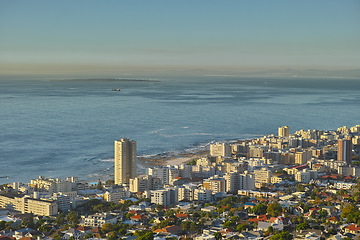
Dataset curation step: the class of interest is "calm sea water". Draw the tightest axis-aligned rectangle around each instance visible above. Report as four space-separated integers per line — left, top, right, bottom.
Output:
1 76 360 184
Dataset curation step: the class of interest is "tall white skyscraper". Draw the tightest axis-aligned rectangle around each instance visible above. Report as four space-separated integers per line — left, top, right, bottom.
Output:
114 138 137 185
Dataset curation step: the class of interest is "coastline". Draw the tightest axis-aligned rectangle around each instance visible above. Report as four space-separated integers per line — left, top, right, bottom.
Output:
0 139 243 185
139 148 209 167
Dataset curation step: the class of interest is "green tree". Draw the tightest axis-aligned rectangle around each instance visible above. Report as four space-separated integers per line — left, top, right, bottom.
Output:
181 221 191 231
318 209 328 218
21 213 35 228
135 230 154 240
341 205 355 219
0 221 6 230
213 232 222 240
66 211 79 227
186 159 198 166
53 233 62 240
105 180 114 185
270 231 293 240
267 202 283 217
107 232 117 240
55 212 65 225
84 233 94 239
97 179 103 190
252 202 267 215
236 223 253 232
296 222 310 231
102 223 113 234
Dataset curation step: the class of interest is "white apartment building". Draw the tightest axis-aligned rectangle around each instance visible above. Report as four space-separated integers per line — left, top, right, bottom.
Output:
0 193 58 216
148 167 170 185
197 157 211 167
254 168 272 184
151 189 171 206
104 188 130 202
295 171 310 184
203 176 226 193
30 176 72 194
51 193 71 212
224 171 255 192
210 142 231 158
194 188 212 202
82 213 117 227
295 150 312 165
178 164 192 179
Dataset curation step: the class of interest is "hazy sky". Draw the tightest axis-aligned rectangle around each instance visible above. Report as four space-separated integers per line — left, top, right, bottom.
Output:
1 1 359 77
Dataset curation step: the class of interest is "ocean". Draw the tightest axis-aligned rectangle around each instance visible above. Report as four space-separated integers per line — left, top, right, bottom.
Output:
1 76 359 184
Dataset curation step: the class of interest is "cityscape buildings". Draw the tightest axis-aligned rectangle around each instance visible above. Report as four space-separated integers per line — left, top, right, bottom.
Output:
1 124 360 239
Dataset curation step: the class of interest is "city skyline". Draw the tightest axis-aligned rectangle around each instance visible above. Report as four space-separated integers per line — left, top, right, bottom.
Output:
1 1 359 78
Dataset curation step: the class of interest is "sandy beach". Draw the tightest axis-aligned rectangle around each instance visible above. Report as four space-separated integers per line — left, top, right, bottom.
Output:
138 148 208 169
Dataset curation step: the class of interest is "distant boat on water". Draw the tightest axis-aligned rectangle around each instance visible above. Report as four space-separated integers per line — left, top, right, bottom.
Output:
112 89 121 91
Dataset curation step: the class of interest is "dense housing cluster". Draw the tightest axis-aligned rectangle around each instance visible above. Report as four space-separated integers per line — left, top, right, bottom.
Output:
1 124 360 240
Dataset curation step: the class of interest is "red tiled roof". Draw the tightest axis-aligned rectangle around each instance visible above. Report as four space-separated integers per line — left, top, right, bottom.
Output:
91 227 101 233
249 215 268 223
269 217 277 223
77 226 91 232
310 207 319 211
131 215 142 220
293 165 308 170
345 224 360 231
175 213 188 218
0 237 16 240
154 225 183 235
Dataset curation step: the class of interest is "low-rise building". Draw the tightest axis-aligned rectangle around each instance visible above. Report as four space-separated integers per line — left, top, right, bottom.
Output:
81 213 117 227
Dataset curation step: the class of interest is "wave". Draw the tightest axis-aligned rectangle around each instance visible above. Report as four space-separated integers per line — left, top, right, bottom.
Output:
99 158 114 162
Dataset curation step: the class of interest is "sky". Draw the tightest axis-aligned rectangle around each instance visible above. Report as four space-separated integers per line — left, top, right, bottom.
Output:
0 0 360 77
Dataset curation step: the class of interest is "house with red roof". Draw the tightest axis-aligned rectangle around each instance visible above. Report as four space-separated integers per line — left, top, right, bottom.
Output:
345 224 360 234
90 227 101 238
175 213 188 219
130 215 143 222
249 215 268 223
329 216 338 223
153 225 183 235
0 237 16 240
76 226 92 234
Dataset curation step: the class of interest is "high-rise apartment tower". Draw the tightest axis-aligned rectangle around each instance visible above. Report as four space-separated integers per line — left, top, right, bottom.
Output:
114 138 137 185
338 138 352 165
